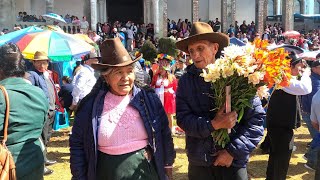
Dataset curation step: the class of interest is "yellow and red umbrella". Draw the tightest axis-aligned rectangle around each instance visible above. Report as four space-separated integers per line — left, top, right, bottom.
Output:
16 30 94 62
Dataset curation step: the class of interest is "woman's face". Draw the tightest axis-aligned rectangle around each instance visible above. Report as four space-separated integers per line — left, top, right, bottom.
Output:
104 65 135 96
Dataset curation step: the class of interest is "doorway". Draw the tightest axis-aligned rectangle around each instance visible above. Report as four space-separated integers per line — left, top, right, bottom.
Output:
107 0 144 23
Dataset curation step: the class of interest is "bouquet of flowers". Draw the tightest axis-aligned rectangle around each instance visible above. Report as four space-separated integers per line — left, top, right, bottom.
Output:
200 39 291 147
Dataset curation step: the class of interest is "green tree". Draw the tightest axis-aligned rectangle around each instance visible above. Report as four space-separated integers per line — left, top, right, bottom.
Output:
139 40 157 63
158 38 178 58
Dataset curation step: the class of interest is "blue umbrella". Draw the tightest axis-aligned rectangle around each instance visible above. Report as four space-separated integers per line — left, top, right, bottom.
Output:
42 13 66 24
230 37 246 46
0 26 43 46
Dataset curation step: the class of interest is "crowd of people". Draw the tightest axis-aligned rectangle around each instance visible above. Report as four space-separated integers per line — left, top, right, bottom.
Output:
1 16 320 180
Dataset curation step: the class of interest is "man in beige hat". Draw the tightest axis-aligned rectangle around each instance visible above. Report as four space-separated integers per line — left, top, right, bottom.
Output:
70 51 99 111
27 51 59 176
175 22 265 179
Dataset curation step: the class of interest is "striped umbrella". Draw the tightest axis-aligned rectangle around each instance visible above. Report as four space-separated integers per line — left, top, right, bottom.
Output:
0 26 43 46
16 30 94 62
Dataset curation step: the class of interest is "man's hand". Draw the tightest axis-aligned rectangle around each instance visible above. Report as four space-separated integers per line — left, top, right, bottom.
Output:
69 104 77 111
165 167 173 180
213 149 234 167
211 106 237 130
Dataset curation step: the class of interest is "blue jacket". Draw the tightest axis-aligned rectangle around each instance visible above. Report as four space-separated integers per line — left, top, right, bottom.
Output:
69 84 175 180
27 69 50 100
301 72 320 113
176 65 265 168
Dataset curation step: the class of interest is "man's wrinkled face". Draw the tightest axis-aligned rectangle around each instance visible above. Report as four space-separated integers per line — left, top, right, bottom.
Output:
33 60 49 72
187 40 219 69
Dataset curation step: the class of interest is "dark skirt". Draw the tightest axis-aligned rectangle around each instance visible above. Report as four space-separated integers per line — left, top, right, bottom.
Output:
96 148 159 180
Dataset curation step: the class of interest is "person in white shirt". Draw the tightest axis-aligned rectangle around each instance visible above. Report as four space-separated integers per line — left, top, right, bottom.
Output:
126 28 134 52
266 51 312 180
80 16 89 34
70 52 99 111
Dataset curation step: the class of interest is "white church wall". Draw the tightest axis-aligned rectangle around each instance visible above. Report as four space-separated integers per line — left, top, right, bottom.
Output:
168 0 192 22
235 0 255 24
15 0 84 18
208 0 221 21
54 0 85 18
199 0 209 21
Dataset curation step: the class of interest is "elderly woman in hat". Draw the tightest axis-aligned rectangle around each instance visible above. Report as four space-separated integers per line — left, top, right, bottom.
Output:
151 54 177 131
175 22 265 180
69 38 175 180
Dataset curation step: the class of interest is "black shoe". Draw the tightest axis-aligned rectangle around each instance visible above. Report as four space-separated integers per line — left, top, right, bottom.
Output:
45 159 57 166
43 167 53 176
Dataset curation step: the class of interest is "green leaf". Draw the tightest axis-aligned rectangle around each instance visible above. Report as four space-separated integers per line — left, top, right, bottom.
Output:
237 107 245 122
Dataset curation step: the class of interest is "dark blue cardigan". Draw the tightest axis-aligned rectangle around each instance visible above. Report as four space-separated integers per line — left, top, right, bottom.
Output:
176 64 265 168
69 84 176 180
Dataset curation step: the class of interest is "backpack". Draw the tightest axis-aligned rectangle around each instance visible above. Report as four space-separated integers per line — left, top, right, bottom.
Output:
0 86 16 180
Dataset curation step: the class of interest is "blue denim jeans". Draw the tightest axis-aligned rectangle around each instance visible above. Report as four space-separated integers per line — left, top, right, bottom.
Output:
302 112 318 139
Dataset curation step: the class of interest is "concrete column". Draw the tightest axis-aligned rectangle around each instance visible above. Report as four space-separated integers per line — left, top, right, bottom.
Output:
162 0 168 37
274 0 279 15
256 0 267 35
192 0 199 23
300 0 305 14
278 0 282 15
144 0 151 24
98 0 104 23
46 0 54 13
0 0 15 30
90 0 97 31
221 0 236 33
282 0 294 31
153 0 161 38
104 0 107 22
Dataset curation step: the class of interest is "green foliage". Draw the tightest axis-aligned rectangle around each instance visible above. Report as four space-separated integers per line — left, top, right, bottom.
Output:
139 40 157 63
158 38 179 58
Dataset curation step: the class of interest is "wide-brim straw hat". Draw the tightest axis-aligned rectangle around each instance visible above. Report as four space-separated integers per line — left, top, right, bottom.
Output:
176 22 229 53
32 51 50 61
91 38 141 70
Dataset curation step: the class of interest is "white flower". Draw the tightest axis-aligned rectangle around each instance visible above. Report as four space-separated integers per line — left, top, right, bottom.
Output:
222 45 245 60
221 65 234 78
248 71 262 85
201 64 221 82
244 43 255 54
256 85 270 99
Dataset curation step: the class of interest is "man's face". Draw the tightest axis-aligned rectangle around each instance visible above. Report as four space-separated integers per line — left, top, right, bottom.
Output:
33 60 49 72
187 40 219 69
291 61 306 76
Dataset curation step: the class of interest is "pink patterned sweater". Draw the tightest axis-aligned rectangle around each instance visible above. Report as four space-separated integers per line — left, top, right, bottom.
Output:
97 92 148 155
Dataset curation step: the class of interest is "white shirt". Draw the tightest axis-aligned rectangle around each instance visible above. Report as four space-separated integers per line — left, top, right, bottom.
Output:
282 72 312 96
72 64 97 105
126 29 134 39
80 20 89 29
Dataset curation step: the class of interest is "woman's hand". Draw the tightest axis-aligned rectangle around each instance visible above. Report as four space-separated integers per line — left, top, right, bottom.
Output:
165 167 173 180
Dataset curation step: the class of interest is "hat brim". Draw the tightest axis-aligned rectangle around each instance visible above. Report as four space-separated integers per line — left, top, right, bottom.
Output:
91 55 142 70
176 33 229 53
30 58 50 61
